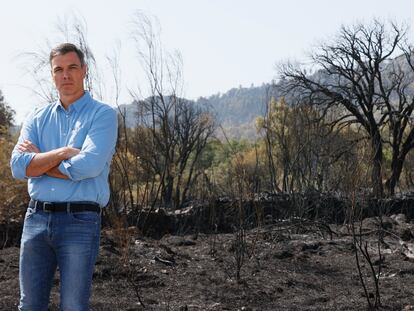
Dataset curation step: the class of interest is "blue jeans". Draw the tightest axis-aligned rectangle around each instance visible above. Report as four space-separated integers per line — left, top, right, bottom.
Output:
19 206 101 311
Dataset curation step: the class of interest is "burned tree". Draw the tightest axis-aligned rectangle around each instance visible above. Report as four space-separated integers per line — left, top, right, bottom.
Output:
133 96 215 208
131 13 216 208
280 20 414 197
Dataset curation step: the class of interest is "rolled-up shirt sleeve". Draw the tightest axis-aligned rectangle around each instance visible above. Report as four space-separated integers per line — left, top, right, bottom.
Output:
10 111 40 180
58 107 118 181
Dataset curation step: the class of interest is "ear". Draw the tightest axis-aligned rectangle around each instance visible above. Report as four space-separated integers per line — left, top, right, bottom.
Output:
82 64 88 78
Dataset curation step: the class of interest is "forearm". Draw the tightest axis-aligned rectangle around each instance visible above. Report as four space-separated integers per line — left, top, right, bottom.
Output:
26 148 72 177
46 166 69 179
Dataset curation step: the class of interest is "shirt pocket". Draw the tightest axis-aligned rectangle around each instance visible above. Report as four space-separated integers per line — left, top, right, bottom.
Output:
67 126 88 148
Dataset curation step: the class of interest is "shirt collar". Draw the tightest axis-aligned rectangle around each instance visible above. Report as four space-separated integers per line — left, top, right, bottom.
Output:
53 91 91 113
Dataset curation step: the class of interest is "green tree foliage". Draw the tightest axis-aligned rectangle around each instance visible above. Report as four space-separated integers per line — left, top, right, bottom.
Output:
257 97 367 193
0 91 28 224
0 91 14 136
199 138 268 198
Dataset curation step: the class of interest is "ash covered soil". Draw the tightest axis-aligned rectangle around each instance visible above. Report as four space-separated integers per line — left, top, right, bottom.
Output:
1 216 414 311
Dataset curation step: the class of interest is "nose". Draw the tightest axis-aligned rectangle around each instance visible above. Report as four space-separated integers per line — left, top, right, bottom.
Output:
63 69 70 80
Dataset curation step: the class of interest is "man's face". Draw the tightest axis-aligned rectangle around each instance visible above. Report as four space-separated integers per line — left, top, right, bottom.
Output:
51 51 87 99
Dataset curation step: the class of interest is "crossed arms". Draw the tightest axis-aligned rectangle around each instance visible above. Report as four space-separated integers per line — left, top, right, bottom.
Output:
10 107 118 181
17 140 80 179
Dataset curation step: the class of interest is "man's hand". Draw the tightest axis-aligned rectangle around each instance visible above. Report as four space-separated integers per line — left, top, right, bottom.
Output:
63 147 81 158
17 140 40 153
46 166 70 179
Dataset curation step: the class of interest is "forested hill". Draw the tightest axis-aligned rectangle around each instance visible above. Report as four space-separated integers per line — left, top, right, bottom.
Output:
196 84 271 124
195 83 274 139
120 83 276 140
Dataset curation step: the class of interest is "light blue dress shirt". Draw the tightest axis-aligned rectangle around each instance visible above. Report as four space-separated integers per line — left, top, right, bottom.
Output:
10 92 118 207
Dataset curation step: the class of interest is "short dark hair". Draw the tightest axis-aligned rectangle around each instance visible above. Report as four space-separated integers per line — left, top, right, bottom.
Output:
49 43 85 66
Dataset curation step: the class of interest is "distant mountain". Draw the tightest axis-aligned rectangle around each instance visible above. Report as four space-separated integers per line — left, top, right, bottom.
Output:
117 53 414 141
115 102 140 129
196 84 278 139
118 83 279 140
196 84 272 124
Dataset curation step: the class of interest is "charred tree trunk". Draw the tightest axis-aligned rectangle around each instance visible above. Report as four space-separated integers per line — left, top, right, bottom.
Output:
371 131 384 198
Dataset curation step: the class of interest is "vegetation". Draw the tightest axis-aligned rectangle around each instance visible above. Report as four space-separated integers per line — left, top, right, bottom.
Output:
0 92 28 228
3 18 414 213
280 20 414 197
4 16 414 310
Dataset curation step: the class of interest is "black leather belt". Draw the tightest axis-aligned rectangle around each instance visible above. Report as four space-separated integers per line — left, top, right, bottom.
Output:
29 200 101 213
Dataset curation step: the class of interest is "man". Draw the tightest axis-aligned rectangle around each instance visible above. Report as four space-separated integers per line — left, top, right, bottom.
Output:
10 43 118 310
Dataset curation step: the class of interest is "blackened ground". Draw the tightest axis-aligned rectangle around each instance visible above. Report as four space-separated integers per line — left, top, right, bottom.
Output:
1 216 414 310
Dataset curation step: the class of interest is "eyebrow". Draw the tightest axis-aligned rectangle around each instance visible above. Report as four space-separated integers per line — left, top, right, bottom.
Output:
53 63 80 72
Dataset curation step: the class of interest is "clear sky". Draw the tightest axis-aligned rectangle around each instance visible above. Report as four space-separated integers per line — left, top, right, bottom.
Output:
1 0 414 123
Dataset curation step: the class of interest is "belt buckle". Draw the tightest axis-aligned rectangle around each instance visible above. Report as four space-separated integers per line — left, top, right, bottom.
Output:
43 202 53 212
